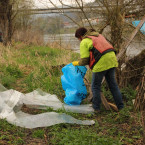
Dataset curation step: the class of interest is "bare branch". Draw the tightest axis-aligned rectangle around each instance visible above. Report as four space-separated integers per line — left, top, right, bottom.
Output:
58 0 73 8
75 0 93 29
48 0 81 27
117 15 145 60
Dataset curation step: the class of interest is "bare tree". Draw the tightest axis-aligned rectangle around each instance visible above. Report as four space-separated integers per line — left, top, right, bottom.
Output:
44 0 144 50
95 0 145 50
0 0 13 45
16 1 34 30
0 0 34 45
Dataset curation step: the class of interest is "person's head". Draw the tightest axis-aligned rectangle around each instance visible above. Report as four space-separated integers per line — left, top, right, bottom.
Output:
75 27 88 41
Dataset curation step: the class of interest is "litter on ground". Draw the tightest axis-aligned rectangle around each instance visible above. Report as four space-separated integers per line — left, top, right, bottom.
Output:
0 84 94 129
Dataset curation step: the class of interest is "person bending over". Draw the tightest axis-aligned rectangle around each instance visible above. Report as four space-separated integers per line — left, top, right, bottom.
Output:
72 27 124 112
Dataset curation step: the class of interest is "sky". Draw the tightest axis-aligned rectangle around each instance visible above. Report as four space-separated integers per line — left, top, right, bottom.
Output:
34 0 95 8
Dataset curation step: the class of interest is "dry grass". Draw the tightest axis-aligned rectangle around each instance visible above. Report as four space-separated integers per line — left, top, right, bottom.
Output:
0 43 16 65
45 40 72 50
14 29 44 46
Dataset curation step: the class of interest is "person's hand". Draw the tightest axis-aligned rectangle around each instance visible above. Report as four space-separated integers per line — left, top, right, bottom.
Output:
72 61 79 66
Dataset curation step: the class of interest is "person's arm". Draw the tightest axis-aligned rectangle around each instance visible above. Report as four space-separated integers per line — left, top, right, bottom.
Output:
72 57 89 66
78 57 89 65
72 38 92 66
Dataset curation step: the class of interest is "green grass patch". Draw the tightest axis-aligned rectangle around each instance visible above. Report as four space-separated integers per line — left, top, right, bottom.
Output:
0 42 143 144
48 125 123 145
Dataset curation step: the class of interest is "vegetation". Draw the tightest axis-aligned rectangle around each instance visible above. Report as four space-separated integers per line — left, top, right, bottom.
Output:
0 0 33 45
33 16 64 34
0 42 143 144
47 0 145 49
0 0 144 144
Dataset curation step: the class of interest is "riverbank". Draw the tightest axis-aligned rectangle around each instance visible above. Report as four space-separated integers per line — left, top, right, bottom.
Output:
44 33 80 51
0 43 143 144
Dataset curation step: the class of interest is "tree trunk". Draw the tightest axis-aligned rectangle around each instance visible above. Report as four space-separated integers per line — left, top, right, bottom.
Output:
0 0 13 45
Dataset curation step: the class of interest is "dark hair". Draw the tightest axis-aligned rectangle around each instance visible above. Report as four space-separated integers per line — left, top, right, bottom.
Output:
75 27 88 38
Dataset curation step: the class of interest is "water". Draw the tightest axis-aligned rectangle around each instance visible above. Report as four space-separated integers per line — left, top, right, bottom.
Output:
44 33 145 57
44 33 80 51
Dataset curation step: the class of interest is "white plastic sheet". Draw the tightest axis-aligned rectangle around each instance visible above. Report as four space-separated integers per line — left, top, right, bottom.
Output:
0 85 94 128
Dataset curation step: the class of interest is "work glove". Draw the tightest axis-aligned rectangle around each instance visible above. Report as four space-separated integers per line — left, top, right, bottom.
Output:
72 61 79 66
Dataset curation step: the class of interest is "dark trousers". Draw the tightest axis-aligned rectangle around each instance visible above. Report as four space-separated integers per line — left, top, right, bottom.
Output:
91 67 124 110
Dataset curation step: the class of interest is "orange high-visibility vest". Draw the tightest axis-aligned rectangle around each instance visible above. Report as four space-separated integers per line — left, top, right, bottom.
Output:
87 34 115 69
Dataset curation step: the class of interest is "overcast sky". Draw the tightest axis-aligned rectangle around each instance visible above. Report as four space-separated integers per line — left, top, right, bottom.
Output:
34 0 95 8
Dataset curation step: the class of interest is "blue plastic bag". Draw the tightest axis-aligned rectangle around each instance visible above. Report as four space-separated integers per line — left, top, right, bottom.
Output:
61 63 87 105
132 20 145 34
